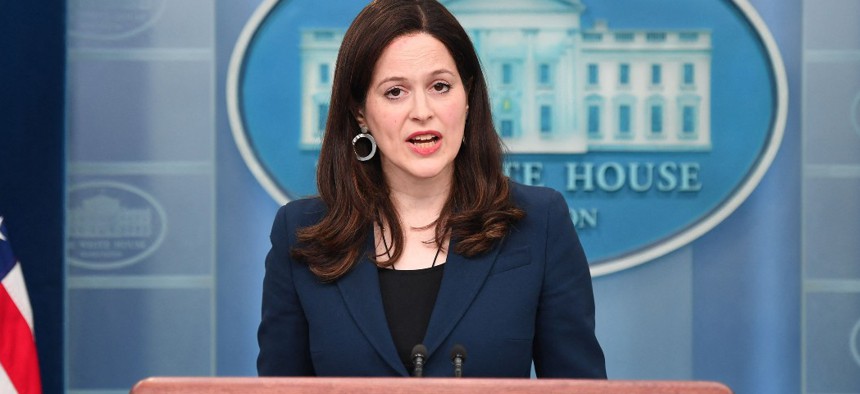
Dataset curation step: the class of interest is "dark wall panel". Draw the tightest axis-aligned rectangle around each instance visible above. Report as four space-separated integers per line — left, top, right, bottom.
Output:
0 2 66 393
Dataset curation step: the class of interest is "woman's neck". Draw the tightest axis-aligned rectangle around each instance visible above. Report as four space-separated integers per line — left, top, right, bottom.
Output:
379 172 453 270
387 185 449 228
384 169 453 226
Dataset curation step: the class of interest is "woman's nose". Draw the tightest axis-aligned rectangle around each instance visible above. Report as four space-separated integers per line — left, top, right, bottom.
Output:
409 92 433 122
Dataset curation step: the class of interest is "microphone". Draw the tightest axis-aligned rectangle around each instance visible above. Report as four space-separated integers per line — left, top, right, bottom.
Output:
411 344 427 377
450 344 467 377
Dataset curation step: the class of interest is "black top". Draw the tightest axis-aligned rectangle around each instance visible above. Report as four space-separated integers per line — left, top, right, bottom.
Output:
378 264 445 373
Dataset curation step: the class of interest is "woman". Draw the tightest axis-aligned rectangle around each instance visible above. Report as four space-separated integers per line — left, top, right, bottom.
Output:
258 0 606 378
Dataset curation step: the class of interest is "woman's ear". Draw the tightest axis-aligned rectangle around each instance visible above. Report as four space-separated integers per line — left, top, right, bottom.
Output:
354 108 366 129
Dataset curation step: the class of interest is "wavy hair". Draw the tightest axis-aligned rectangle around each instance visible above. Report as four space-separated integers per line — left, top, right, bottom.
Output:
292 0 524 281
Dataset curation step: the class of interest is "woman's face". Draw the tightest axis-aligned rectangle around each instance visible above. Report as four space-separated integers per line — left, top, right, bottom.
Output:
357 32 468 188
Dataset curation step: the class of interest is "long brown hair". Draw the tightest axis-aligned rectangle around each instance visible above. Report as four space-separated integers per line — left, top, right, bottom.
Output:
292 0 524 281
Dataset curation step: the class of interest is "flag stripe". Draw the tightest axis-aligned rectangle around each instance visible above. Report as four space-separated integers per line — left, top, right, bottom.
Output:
0 283 42 394
0 362 16 394
2 264 34 331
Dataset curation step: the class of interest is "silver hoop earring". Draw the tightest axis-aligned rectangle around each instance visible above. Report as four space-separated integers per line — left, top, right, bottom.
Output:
352 126 377 161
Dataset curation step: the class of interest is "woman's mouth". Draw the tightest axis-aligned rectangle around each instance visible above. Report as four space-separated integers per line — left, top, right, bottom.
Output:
407 131 442 155
409 134 439 146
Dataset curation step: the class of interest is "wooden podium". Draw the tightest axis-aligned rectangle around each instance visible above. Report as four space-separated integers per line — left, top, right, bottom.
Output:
130 377 733 394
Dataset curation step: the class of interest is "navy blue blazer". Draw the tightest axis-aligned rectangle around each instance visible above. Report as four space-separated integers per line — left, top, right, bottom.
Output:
257 183 606 378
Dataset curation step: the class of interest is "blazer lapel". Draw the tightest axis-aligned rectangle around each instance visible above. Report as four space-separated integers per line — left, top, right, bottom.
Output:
335 239 408 376
422 239 502 359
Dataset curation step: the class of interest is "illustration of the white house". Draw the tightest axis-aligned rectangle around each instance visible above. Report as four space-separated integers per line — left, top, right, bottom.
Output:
69 195 153 238
300 0 711 153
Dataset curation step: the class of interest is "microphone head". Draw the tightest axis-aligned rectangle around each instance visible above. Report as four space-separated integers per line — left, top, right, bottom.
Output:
450 344 467 361
411 344 428 359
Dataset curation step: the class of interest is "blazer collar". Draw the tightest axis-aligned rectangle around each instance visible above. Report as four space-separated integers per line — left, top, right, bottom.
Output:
335 236 407 376
335 235 502 375
422 238 501 359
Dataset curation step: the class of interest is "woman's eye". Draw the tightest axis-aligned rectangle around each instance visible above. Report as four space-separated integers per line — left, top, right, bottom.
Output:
385 87 403 98
432 82 450 93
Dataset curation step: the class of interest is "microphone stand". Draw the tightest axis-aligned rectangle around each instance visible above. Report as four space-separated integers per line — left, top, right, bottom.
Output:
411 344 427 377
450 344 467 378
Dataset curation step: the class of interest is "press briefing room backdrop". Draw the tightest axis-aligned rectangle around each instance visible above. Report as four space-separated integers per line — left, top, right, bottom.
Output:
1 0 859 393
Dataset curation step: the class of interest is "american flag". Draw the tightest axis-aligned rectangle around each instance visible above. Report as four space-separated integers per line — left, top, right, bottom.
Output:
0 216 42 394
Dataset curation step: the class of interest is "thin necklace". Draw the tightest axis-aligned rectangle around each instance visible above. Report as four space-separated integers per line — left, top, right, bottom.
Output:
379 224 442 270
